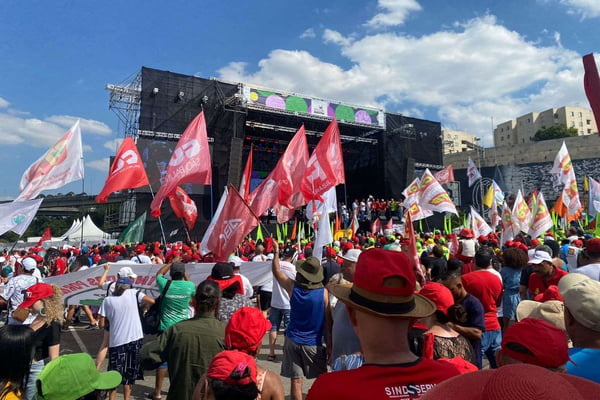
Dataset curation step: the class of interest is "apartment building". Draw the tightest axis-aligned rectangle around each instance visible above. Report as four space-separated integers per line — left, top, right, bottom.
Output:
442 129 478 154
493 106 598 147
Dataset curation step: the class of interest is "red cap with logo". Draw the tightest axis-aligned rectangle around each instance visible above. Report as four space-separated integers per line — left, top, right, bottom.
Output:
19 283 54 309
207 350 257 387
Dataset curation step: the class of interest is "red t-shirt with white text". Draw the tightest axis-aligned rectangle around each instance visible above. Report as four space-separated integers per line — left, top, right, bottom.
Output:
306 359 461 400
461 270 503 331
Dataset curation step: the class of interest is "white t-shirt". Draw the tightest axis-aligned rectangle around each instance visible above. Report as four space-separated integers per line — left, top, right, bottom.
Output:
1 274 40 325
271 260 296 309
252 254 267 262
236 273 254 298
575 264 600 281
131 254 152 264
99 289 145 347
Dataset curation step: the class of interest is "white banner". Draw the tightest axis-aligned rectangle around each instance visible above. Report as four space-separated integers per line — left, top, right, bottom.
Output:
45 262 272 305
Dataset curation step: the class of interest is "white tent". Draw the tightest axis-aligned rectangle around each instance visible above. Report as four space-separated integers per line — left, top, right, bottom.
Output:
60 215 109 241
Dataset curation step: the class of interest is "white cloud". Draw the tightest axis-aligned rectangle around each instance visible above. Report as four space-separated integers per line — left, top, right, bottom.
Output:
103 138 124 152
45 115 112 135
365 0 422 28
219 15 587 145
86 158 110 172
300 28 316 39
323 29 352 47
557 0 600 18
0 100 113 148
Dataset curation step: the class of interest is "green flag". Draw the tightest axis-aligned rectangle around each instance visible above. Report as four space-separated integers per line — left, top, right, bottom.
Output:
276 224 282 242
256 224 264 241
595 213 600 237
118 212 146 244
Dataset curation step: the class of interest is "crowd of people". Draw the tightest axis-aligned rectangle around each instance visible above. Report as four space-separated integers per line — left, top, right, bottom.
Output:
0 222 599 399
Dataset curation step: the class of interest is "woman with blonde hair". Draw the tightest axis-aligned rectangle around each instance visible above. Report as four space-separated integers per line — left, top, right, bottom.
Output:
17 283 63 400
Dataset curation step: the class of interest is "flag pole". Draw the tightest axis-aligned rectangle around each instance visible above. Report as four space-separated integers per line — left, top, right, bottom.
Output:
147 184 167 245
180 218 192 243
80 157 85 248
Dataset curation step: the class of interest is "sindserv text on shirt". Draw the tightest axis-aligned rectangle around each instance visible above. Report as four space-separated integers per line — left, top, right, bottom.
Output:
385 383 435 398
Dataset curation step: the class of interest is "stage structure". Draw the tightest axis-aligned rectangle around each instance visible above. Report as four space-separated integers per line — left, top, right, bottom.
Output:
105 67 443 241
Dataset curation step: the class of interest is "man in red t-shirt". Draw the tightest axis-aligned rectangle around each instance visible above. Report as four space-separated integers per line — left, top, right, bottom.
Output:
306 249 462 400
461 248 503 368
527 249 568 298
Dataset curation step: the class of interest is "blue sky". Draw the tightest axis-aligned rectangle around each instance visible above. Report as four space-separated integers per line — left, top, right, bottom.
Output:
1 0 599 199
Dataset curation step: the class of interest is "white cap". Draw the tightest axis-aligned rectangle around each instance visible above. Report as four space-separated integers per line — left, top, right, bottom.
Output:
528 250 553 264
21 257 37 271
118 266 137 279
340 248 362 263
0 256 5 263
228 255 243 267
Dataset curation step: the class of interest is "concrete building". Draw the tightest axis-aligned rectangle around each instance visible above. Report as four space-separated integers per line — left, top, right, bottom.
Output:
493 106 598 146
442 129 477 154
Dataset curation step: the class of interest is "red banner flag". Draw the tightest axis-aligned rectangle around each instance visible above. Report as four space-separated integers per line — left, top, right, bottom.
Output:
239 145 253 202
300 119 345 202
583 53 600 136
202 186 259 261
150 111 212 217
168 187 198 230
405 212 426 286
433 165 454 185
371 218 382 235
249 126 308 216
96 137 149 203
37 227 52 246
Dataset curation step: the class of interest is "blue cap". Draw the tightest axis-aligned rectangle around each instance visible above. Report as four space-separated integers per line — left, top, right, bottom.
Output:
116 277 133 286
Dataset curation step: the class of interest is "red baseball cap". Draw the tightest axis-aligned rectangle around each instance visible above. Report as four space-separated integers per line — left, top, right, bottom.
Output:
533 285 564 302
329 249 436 318
585 238 600 253
419 282 454 315
225 307 272 353
207 350 257 387
19 283 54 309
500 318 569 368
420 364 598 400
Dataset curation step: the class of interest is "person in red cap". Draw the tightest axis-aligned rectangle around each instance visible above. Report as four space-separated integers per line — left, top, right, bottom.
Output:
19 283 64 400
496 317 569 371
575 238 600 280
419 363 600 400
192 307 285 400
416 282 476 366
196 350 260 400
132 244 152 264
0 257 41 325
306 249 462 400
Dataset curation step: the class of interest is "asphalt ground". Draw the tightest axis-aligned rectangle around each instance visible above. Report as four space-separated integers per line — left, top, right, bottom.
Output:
48 319 314 399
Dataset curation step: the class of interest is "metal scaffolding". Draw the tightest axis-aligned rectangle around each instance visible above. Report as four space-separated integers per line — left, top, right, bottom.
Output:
105 71 142 138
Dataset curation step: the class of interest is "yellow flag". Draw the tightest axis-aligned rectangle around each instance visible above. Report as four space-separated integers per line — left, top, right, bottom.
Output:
584 175 589 191
483 184 495 208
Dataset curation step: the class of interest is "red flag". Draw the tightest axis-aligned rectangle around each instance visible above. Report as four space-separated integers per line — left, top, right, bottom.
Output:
300 119 345 202
239 145 253 202
433 165 454 185
583 54 600 135
150 111 212 217
37 227 52 246
168 187 198 230
371 218 382 235
249 126 308 216
96 137 149 203
406 212 426 286
202 186 259 261
335 214 341 232
385 217 394 230
450 234 460 257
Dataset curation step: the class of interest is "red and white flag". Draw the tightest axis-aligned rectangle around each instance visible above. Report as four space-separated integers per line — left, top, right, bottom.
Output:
150 111 212 217
249 126 308 217
470 206 492 237
402 178 432 221
512 190 532 234
168 187 198 230
371 218 382 235
239 145 253 202
488 195 500 231
528 191 553 238
500 202 515 244
200 185 259 261
300 119 345 202
350 211 359 234
37 227 52 246
17 120 84 201
385 217 394 230
419 169 458 215
466 157 481 188
96 137 149 203
434 165 454 185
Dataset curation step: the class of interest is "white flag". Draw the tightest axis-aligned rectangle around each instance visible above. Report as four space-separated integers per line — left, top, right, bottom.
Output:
470 206 492 238
589 176 600 215
17 120 84 201
488 195 500 230
467 157 481 188
200 186 229 256
0 199 43 236
528 191 553 238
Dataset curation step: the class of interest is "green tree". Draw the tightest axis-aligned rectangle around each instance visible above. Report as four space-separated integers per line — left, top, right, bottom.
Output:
533 125 579 141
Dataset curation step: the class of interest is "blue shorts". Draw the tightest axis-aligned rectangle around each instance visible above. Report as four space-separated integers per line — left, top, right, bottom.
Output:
268 307 290 332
